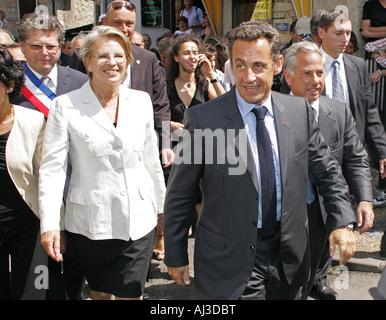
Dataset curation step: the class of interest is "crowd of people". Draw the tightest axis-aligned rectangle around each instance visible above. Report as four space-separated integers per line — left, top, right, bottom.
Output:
0 0 385 301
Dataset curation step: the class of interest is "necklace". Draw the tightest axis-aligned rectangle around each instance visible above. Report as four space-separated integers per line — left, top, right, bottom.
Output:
187 83 191 88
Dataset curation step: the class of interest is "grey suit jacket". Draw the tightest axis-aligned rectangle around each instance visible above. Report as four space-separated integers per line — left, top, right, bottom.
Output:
343 54 386 160
317 95 373 203
164 88 356 299
10 64 89 113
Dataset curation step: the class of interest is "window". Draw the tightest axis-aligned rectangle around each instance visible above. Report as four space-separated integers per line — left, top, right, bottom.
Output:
18 0 38 19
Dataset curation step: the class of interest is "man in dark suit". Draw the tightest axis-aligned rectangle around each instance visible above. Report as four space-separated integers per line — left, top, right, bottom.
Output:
69 0 173 167
10 12 89 300
164 21 357 300
11 14 88 112
313 9 386 299
283 41 374 299
318 10 386 176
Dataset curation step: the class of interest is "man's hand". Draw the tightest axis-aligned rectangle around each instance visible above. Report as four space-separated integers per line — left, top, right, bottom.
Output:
168 265 191 286
329 227 356 265
41 230 64 262
161 148 175 168
379 158 386 179
356 201 374 234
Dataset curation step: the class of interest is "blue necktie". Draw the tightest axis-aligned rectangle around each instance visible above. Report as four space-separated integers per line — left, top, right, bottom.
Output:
331 60 345 102
251 107 277 239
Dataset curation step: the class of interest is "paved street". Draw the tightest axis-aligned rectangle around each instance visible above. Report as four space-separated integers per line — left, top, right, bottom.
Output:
143 237 386 301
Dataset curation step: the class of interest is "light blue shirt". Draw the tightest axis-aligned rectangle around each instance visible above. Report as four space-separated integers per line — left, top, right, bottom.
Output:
235 88 282 228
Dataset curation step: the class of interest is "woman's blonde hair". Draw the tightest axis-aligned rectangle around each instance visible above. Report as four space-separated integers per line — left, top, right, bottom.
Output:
81 26 133 78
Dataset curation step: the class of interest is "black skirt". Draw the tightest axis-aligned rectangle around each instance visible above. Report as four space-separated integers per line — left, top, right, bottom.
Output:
66 228 155 298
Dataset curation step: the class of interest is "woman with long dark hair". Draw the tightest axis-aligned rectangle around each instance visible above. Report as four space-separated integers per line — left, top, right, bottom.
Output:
167 33 225 139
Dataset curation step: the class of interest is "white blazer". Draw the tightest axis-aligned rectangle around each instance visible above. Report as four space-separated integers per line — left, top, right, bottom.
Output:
39 81 166 241
6 105 45 218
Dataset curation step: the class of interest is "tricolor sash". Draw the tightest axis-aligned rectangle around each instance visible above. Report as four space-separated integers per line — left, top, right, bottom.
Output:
21 63 56 117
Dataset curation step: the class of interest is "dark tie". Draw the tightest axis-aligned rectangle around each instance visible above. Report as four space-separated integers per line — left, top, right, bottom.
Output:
251 107 277 239
41 76 51 87
331 60 345 102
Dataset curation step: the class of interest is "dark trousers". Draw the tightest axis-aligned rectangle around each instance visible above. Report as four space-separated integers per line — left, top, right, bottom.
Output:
240 230 302 300
302 198 328 298
0 211 42 300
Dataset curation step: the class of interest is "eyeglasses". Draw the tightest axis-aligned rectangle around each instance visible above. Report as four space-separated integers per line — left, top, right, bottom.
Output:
25 43 60 52
107 1 136 12
93 54 126 64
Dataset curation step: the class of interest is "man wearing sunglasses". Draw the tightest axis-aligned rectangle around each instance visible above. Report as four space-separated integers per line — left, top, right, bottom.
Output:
11 13 88 115
69 1 173 168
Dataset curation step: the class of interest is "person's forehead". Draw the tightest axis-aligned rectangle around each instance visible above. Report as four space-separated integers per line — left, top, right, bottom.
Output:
108 8 136 22
25 29 59 42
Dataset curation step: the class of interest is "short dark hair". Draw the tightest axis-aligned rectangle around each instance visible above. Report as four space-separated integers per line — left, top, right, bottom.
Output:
318 9 350 31
227 20 281 63
0 47 25 98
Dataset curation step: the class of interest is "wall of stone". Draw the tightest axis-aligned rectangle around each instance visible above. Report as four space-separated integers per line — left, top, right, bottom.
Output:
272 0 297 44
0 0 94 38
56 0 95 30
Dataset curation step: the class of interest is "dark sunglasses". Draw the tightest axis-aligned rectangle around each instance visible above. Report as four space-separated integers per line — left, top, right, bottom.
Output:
107 1 136 12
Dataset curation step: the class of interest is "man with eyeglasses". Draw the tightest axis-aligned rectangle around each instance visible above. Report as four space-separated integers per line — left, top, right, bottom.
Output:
10 12 89 301
11 13 88 116
69 1 173 168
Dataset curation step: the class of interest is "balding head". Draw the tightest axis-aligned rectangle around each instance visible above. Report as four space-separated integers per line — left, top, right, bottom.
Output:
105 1 136 39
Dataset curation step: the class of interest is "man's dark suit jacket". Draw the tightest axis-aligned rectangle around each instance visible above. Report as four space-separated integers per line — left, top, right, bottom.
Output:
281 54 386 161
306 96 373 294
164 88 356 300
316 96 372 204
342 53 386 160
10 64 89 111
69 45 170 141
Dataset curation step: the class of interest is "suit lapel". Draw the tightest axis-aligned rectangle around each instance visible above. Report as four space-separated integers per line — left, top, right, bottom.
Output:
130 46 141 89
271 92 289 188
56 65 71 96
81 82 116 135
343 54 356 113
318 97 336 142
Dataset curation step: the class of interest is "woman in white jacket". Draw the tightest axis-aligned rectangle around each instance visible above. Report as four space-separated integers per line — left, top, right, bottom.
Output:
39 26 166 300
0 47 46 299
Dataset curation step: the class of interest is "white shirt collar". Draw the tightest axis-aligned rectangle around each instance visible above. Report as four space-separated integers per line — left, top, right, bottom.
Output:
321 46 344 70
236 88 274 119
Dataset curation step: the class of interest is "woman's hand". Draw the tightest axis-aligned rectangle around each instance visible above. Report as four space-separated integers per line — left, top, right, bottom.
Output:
170 121 184 137
197 54 214 76
41 230 64 262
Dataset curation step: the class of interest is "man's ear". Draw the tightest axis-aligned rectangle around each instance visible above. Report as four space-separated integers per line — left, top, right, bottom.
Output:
318 26 325 40
283 70 292 88
274 55 283 75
